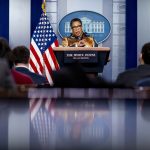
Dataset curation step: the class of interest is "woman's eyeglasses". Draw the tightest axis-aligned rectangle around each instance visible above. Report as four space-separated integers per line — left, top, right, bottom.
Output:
71 25 82 29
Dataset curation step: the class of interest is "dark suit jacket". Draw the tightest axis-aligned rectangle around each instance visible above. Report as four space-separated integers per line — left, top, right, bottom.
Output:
15 67 48 84
116 64 150 87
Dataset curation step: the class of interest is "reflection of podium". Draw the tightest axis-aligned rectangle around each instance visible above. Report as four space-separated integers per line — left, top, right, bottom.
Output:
53 47 110 73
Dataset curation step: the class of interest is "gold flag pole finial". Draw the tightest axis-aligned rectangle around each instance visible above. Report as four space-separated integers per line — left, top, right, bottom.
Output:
42 0 46 14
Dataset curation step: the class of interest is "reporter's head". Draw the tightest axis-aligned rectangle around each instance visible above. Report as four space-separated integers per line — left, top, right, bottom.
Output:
139 42 150 64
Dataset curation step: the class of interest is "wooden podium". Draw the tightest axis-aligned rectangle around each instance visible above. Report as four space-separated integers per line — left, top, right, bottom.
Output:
53 47 110 73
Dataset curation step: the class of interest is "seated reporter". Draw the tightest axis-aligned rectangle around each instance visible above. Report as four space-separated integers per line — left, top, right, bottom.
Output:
116 42 150 87
62 18 97 47
0 37 33 86
12 46 48 85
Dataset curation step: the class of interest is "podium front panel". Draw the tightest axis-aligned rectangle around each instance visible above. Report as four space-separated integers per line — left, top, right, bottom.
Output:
54 47 110 73
64 51 98 63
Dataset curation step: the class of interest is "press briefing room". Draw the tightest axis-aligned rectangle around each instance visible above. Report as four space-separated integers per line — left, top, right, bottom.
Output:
0 0 150 150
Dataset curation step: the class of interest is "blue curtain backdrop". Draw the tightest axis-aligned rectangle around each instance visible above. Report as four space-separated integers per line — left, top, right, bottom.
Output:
0 0 42 42
31 0 43 36
0 0 9 41
126 0 137 69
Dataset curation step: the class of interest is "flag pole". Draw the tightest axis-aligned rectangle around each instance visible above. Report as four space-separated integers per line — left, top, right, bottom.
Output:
42 0 46 14
41 0 47 76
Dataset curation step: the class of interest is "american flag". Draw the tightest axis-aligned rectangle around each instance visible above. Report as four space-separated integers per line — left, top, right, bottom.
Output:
29 13 59 85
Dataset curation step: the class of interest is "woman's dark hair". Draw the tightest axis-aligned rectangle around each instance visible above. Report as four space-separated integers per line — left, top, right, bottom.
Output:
0 37 15 68
0 37 11 57
70 18 82 28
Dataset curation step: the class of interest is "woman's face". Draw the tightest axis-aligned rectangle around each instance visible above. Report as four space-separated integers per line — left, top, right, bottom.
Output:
71 21 83 37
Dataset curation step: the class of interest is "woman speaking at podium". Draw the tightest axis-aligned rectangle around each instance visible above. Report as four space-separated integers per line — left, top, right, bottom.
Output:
62 18 96 47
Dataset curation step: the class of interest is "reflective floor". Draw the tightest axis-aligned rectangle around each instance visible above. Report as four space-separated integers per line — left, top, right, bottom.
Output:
30 99 111 150
0 88 150 150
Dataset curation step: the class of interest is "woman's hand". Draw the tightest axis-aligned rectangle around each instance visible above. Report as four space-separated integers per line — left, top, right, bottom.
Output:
78 39 86 47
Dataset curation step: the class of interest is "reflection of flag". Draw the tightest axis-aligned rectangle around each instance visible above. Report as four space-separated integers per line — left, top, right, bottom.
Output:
30 98 56 121
30 98 56 148
29 13 59 85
